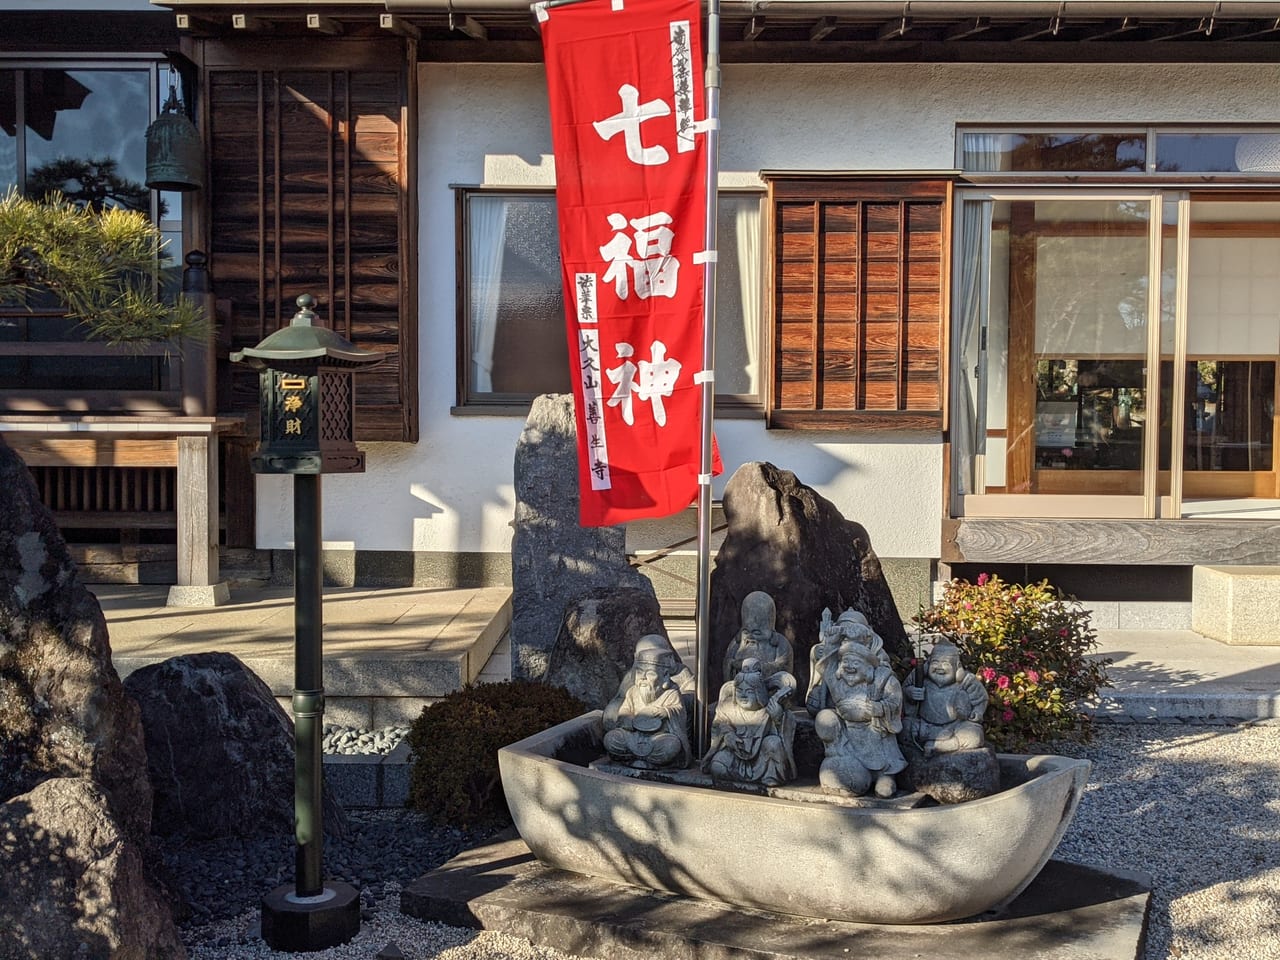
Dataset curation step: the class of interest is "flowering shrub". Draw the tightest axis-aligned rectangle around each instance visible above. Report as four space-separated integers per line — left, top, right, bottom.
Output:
913 574 1111 750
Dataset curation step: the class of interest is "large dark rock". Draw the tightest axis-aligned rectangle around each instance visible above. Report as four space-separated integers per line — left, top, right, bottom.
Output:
123 652 347 840
0 777 184 959
709 462 911 693
545 587 668 709
512 394 660 680
0 436 181 956
0 441 153 840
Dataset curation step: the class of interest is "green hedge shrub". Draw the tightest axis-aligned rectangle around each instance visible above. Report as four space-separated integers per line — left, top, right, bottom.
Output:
407 680 586 827
914 574 1112 750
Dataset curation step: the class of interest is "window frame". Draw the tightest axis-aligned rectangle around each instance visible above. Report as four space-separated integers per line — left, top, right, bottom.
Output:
957 124 1280 183
0 55 172 223
0 55 186 410
452 184 768 417
950 186 1280 521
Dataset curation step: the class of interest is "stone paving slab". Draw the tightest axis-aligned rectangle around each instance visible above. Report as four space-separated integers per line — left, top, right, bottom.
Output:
401 834 1152 960
1093 628 1280 720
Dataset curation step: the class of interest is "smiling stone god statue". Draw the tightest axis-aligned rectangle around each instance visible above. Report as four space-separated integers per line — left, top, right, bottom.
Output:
809 640 906 798
602 634 692 770
898 639 1000 804
902 641 989 756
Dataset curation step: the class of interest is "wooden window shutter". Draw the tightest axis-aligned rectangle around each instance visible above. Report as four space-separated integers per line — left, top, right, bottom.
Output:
767 177 950 430
203 38 418 442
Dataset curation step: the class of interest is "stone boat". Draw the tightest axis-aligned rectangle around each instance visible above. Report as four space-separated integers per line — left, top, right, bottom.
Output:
498 711 1091 925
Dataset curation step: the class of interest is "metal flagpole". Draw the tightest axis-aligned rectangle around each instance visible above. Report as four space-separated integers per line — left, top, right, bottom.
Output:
694 0 721 760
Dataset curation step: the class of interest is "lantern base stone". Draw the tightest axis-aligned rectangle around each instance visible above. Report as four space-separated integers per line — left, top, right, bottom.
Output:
166 582 231 608
261 880 360 952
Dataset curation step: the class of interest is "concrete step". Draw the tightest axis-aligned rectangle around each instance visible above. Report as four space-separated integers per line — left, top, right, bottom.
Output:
101 584 512 728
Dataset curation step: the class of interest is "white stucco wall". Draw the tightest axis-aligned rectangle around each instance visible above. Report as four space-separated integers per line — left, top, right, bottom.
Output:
255 60 1280 561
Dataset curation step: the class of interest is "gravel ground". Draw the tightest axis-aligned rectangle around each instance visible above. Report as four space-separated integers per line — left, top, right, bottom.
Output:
323 724 410 757
164 720 1280 960
1051 720 1280 960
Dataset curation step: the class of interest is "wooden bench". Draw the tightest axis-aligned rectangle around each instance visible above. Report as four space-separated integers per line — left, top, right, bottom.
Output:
1 415 244 606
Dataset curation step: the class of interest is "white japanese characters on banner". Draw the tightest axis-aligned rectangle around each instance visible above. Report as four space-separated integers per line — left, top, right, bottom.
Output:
539 0 711 526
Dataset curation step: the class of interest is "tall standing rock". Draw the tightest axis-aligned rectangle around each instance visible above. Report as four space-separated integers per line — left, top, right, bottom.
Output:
709 461 911 693
0 436 183 957
545 587 668 708
511 394 659 680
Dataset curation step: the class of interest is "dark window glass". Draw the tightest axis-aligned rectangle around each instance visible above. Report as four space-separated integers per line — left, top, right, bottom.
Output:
0 70 16 192
25 68 150 211
1159 360 1275 471
1 64 171 400
1156 133 1280 174
962 132 1146 173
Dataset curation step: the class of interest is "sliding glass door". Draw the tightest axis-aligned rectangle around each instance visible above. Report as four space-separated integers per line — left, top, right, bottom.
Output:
954 191 1164 517
1164 198 1280 516
955 188 1280 519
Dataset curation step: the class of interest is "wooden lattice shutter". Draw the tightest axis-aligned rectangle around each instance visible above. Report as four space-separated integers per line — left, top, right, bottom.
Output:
767 177 950 430
201 38 417 442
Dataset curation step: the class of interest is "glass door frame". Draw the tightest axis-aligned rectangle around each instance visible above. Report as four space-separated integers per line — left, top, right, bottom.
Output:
954 187 1168 520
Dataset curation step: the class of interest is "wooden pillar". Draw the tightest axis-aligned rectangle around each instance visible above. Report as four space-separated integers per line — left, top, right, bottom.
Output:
167 433 230 606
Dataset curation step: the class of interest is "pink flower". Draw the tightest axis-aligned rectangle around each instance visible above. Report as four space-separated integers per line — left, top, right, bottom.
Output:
979 667 996 682
997 675 1011 689
963 602 974 611
1026 670 1040 684
1059 628 1069 638
977 572 990 586
1002 709 1015 722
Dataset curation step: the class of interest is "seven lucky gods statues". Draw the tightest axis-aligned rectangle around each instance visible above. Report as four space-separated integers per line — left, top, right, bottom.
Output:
600 591 994 801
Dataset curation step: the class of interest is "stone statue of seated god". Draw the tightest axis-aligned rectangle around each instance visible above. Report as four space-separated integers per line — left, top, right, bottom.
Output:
902 641 989 756
723 591 794 684
702 658 797 787
602 634 692 770
809 640 906 798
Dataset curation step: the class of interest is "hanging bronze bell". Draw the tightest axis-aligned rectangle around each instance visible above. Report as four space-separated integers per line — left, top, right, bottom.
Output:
145 86 204 191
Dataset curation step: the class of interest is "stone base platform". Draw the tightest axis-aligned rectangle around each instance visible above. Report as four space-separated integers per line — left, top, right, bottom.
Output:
1192 564 1280 645
401 834 1151 960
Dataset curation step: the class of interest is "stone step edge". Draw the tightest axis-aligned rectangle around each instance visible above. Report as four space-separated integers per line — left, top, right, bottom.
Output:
323 740 411 810
1089 690 1280 721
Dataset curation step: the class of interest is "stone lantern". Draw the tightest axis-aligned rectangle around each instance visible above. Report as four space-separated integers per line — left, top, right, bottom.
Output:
231 294 381 952
233 294 374 476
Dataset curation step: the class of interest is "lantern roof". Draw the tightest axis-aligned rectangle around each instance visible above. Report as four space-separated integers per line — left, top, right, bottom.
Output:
231 295 383 370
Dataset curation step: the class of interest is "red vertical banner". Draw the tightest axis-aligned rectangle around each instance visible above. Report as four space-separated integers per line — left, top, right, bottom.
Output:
539 0 711 526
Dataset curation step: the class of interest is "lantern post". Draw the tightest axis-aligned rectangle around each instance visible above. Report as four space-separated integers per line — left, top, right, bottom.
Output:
231 294 381 952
